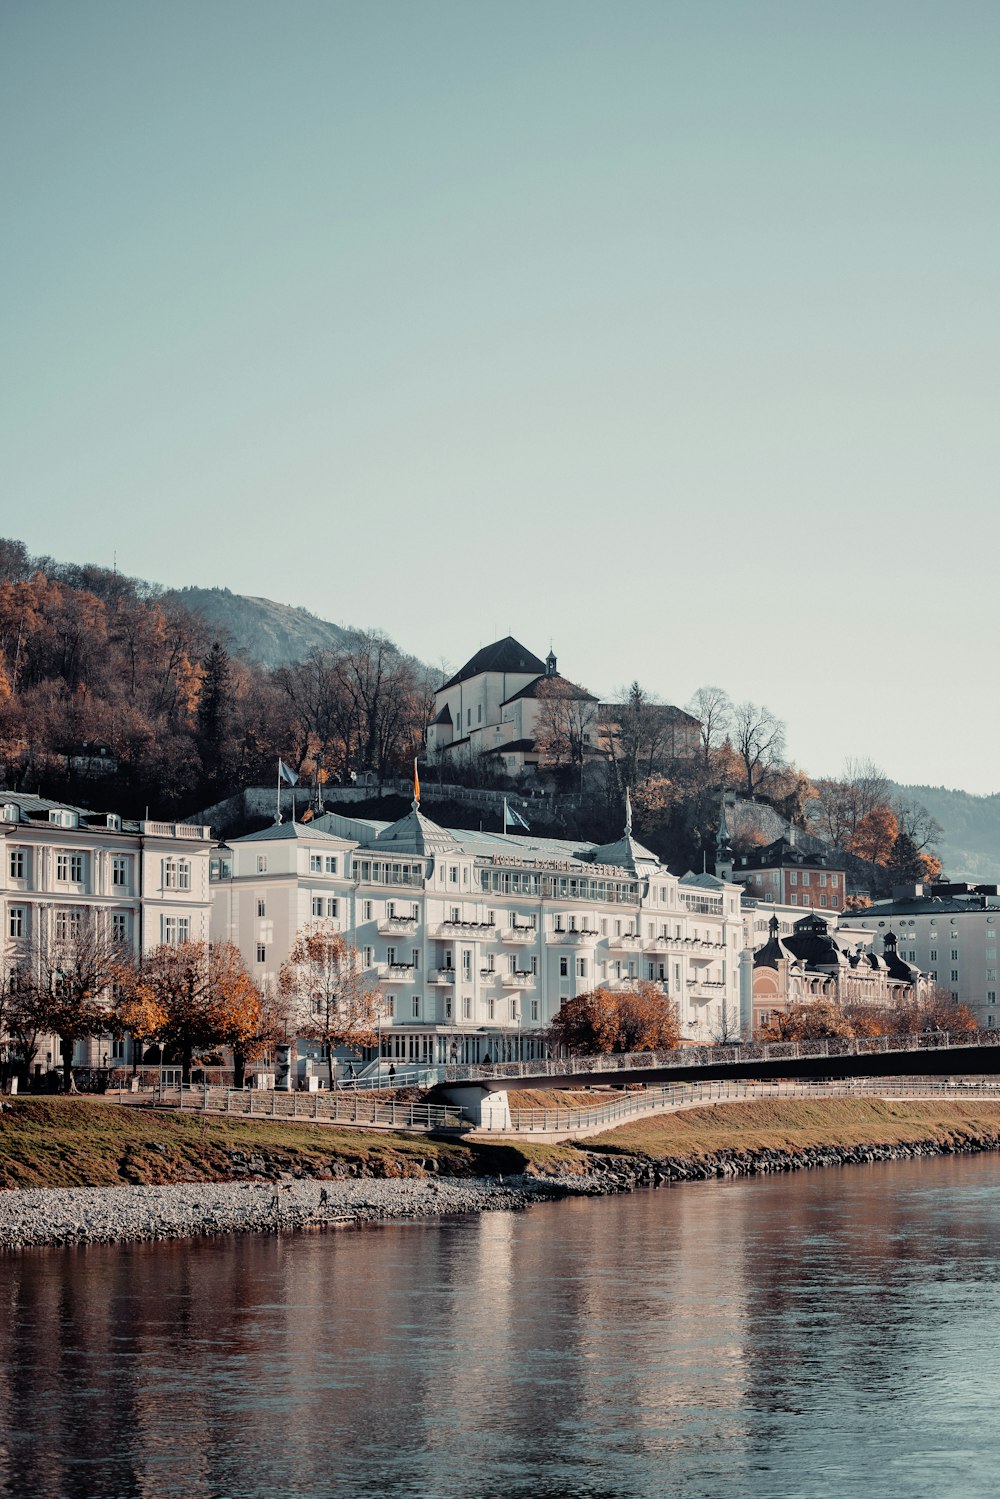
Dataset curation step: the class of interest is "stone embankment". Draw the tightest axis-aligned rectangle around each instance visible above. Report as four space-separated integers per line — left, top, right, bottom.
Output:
558 1133 1000 1194
0 1175 568 1250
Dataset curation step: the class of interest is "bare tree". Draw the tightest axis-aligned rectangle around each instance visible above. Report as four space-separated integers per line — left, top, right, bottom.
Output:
893 798 944 855
686 685 732 765
533 679 599 789
730 701 785 798
31 916 129 1091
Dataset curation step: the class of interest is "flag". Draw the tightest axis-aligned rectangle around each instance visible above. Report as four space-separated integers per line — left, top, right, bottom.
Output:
278 759 299 786
413 757 421 804
301 807 314 822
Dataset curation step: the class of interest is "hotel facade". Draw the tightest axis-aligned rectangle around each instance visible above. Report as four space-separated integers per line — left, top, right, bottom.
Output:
210 799 745 1063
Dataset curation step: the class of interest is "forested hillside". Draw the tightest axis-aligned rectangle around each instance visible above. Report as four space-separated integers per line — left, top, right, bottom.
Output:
0 538 430 817
891 785 1000 882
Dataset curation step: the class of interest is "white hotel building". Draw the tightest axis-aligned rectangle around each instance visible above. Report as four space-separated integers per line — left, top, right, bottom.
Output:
0 794 213 1073
210 798 745 1063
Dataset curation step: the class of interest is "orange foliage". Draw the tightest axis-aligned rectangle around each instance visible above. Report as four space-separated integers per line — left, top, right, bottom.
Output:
552 982 680 1055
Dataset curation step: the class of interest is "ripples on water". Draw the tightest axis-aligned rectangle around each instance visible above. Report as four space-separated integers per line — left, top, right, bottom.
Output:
2 1154 1000 1498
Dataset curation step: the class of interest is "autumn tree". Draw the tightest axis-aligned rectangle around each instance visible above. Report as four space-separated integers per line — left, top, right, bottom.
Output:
110 972 168 1076
756 1001 855 1042
140 939 261 1083
278 924 383 1088
849 805 898 868
730 701 785 798
551 983 680 1055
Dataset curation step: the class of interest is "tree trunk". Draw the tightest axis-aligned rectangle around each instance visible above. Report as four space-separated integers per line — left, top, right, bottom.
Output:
61 1038 77 1093
181 1043 192 1086
233 1050 246 1090
327 1043 336 1092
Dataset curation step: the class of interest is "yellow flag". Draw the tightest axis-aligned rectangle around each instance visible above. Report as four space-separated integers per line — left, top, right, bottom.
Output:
413 758 421 804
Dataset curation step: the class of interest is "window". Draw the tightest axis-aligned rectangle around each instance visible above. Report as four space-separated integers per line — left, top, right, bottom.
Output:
930 950 937 961
530 955 538 974
412 997 421 1019
384 997 395 1018
257 856 268 873
449 866 458 884
486 953 495 972
510 1000 518 1020
55 909 83 941
450 907 460 923
951 949 959 961
830 874 839 887
257 899 266 918
477 705 482 723
820 895 827 907
312 897 323 917
789 870 797 885
111 911 129 943
488 997 496 1020
462 950 472 978
9 849 25 880
387 946 396 965
462 997 471 1019
56 855 68 881
162 859 189 889
559 956 568 977
112 856 128 887
362 900 373 921
161 916 191 946
988 970 998 983
531 1000 539 1021
555 915 564 932
819 873 827 888
576 958 587 978
310 855 323 873
328 898 339 918
256 943 267 964
412 948 420 969
362 946 373 967
8 907 25 939
951 970 959 982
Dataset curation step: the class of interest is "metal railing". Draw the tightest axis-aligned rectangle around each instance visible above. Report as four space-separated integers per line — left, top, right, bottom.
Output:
151 1083 467 1130
490 1076 1000 1134
441 1028 1000 1087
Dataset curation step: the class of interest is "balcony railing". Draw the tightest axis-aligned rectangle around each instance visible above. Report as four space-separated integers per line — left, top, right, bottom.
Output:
546 928 599 945
432 921 496 938
376 916 419 936
501 971 536 988
605 932 643 951
501 926 537 944
429 967 456 984
380 963 418 983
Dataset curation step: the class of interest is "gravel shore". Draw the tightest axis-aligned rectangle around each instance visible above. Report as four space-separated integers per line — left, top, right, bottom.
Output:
0 1175 571 1250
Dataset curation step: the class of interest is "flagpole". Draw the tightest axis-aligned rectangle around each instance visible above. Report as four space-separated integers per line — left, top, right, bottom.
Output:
276 760 282 824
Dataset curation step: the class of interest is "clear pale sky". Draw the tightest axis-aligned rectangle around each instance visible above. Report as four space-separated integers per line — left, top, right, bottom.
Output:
2 2 998 791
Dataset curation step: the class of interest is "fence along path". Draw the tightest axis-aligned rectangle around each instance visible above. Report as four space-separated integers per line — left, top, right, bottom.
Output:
152 1084 467 1131
491 1077 1000 1134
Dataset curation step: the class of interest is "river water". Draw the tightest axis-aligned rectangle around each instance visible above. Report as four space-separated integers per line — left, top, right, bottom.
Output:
2 1153 1000 1498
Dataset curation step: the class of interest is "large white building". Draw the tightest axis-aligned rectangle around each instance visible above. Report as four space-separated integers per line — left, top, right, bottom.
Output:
840 882 1000 1028
0 794 213 1075
210 796 745 1065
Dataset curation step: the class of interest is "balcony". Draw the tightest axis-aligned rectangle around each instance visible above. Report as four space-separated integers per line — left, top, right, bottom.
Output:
501 926 537 944
432 920 496 939
546 928 599 945
605 932 643 952
501 970 536 988
377 916 419 936
429 967 456 985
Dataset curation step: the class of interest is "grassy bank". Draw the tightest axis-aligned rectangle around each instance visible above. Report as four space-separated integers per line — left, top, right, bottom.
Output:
3 1097 1000 1190
579 1096 1000 1165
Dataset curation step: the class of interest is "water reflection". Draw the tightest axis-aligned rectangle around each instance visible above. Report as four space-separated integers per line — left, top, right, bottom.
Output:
2 1156 1000 1497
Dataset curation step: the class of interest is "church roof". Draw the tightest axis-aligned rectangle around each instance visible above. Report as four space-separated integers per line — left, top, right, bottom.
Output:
500 675 597 706
431 703 453 726
438 637 548 691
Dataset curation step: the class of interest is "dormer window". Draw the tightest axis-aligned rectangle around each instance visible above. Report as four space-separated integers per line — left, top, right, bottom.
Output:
48 808 78 829
106 813 121 831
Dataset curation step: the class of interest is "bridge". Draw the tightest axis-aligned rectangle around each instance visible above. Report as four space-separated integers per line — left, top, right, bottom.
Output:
428 1028 1000 1127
